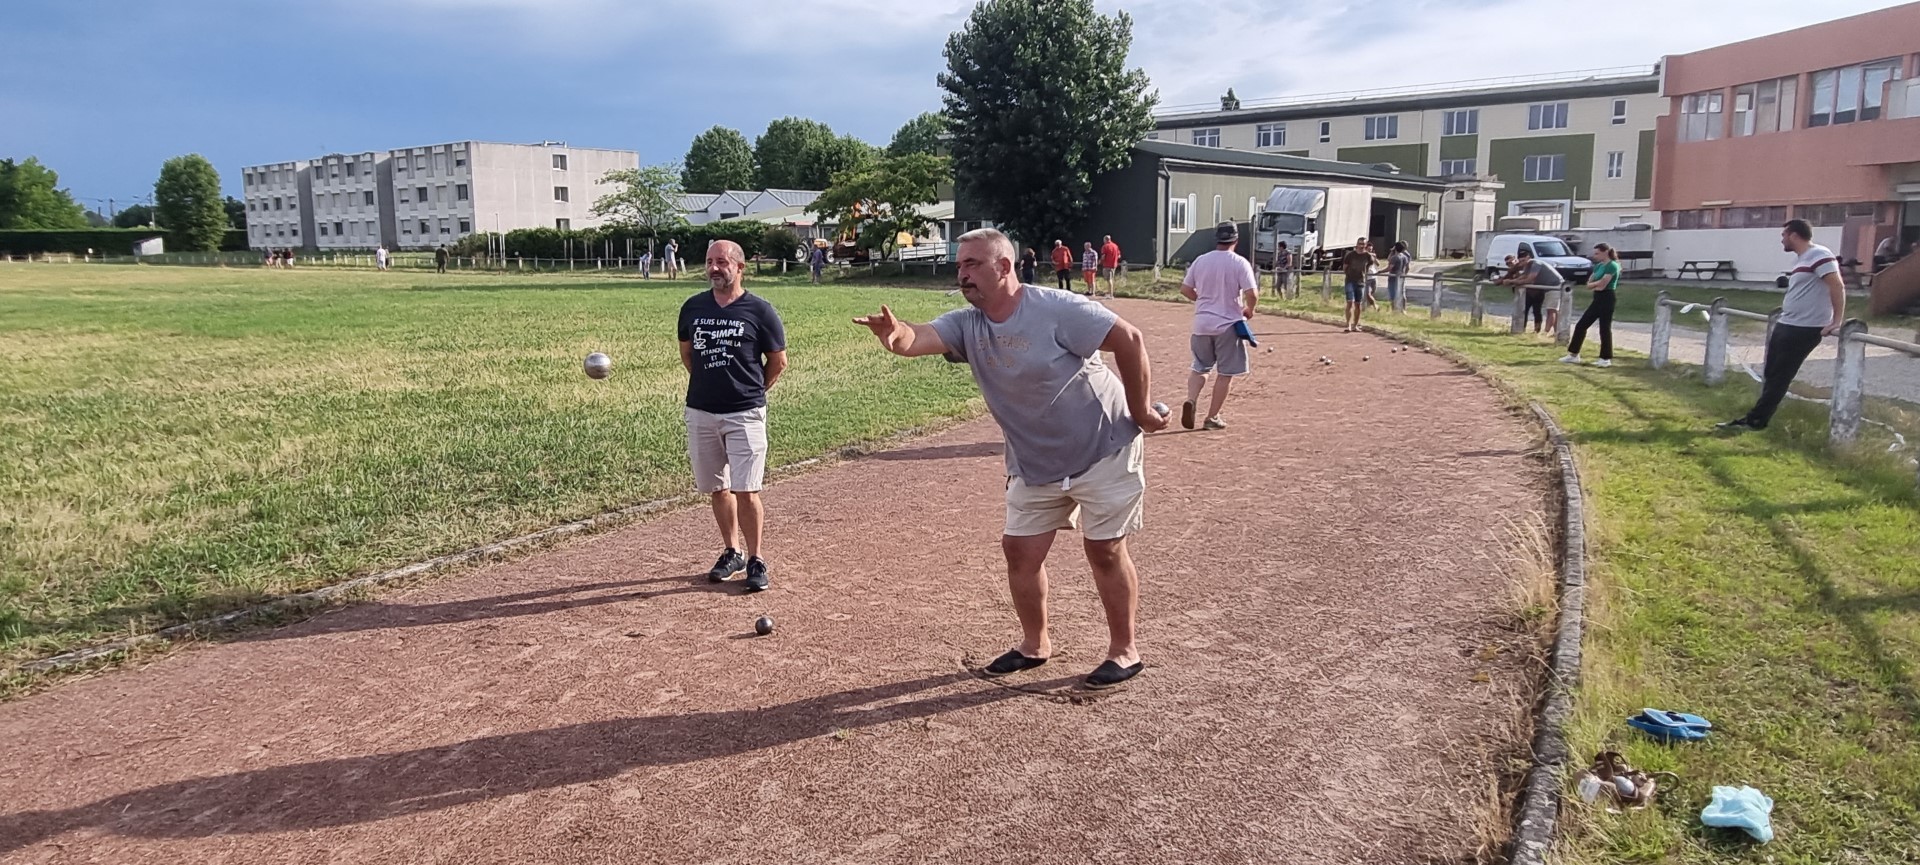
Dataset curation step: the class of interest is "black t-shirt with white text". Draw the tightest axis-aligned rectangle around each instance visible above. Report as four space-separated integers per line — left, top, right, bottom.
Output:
678 290 786 414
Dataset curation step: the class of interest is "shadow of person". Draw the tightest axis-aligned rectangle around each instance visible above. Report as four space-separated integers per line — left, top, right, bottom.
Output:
241 575 724 643
1 671 1048 851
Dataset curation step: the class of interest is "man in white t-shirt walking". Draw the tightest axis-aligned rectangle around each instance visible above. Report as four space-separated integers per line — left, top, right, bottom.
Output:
1719 219 1845 432
1179 222 1260 431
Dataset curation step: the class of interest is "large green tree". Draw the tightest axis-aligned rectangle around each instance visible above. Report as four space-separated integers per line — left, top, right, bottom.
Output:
112 203 157 228
752 117 837 189
809 153 949 260
681 126 755 194
939 0 1156 248
224 195 247 230
590 165 686 242
887 111 949 157
153 154 227 251
0 157 90 229
803 134 878 191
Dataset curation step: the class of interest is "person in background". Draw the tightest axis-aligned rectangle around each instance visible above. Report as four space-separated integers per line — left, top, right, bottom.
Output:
1340 238 1378 332
375 243 389 272
1385 241 1411 307
1271 241 1293 298
1560 242 1620 368
1019 247 1038 285
434 244 449 274
1179 223 1260 431
1099 234 1123 298
809 241 829 284
664 238 681 279
1051 239 1074 292
1081 241 1099 295
1499 249 1562 334
1718 220 1845 432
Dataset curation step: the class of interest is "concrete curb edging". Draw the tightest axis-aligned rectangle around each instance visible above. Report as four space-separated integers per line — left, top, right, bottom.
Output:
7 416 981 680
1510 402 1588 865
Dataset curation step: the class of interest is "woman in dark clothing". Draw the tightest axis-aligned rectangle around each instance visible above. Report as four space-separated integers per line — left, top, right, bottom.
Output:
1561 242 1621 367
1019 247 1038 285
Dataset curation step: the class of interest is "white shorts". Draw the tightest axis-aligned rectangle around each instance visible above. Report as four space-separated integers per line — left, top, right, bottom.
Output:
686 406 768 493
1005 435 1145 541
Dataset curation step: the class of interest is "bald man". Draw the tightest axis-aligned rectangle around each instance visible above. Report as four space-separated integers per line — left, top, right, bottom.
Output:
680 239 788 592
854 228 1167 690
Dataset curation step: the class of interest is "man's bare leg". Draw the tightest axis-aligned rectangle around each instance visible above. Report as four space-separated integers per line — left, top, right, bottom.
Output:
1002 532 1056 658
1083 536 1140 666
734 491 763 558
1207 374 1234 421
709 491 739 550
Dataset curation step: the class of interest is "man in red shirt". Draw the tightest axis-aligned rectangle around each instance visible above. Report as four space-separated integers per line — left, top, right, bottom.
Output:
1050 239 1074 292
1098 235 1122 298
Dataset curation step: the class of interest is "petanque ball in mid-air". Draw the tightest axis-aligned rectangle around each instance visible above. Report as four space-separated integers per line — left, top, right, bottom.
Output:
584 352 612 379
754 615 774 636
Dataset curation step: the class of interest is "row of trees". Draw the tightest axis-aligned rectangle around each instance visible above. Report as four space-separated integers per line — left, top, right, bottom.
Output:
0 154 242 251
679 112 948 194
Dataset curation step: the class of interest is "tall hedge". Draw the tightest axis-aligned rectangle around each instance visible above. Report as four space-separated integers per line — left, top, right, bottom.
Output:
456 220 779 262
0 228 249 255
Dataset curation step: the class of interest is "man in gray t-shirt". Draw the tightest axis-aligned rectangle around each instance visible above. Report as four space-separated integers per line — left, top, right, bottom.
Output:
854 228 1167 691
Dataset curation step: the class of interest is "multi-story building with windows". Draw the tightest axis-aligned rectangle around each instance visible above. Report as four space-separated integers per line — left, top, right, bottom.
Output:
1151 68 1664 232
238 141 638 251
239 160 313 250
1651 3 1920 286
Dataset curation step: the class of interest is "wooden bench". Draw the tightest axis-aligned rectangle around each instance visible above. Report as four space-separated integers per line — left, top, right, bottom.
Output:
1676 260 1737 280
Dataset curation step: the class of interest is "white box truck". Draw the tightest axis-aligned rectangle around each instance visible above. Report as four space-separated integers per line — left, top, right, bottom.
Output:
1253 184 1372 267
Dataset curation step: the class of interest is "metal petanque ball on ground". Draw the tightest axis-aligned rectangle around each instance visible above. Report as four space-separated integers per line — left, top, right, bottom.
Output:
583 352 612 379
754 615 774 636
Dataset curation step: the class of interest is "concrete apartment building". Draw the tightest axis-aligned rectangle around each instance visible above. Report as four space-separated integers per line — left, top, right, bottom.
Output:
1151 68 1664 237
239 141 638 251
1651 2 1920 290
240 160 314 249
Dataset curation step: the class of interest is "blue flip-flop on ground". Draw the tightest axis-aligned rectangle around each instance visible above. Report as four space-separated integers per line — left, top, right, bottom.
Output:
1628 708 1711 741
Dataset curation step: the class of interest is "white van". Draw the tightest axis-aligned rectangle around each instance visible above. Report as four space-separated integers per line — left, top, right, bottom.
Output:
1480 234 1592 283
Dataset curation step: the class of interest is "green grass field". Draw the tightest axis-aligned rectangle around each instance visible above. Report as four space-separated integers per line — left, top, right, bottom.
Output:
0 265 980 666
1205 285 1919 863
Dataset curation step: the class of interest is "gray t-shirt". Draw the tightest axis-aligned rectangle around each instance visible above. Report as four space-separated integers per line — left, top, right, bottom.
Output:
1780 244 1840 328
931 286 1140 485
1517 260 1564 287
1388 251 1411 275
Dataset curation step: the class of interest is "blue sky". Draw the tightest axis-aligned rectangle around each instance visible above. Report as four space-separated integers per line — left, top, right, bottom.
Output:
2 0 1907 213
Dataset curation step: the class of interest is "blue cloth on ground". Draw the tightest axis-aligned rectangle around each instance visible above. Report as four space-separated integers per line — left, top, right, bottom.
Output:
1700 785 1773 843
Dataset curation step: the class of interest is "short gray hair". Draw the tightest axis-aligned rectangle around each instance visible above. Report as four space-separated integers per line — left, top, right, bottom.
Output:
956 227 1015 263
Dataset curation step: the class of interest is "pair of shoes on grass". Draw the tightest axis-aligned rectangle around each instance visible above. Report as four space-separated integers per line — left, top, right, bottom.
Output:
1559 355 1612 368
983 649 1143 690
705 547 769 592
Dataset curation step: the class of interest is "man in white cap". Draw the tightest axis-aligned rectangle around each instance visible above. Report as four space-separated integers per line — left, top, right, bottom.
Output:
1178 222 1259 430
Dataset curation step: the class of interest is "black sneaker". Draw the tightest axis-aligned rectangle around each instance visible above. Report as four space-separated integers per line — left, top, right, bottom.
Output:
1715 417 1763 432
743 557 770 592
706 548 746 583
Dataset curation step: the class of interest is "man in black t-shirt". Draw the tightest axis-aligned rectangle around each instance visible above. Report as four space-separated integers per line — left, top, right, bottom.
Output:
678 239 788 591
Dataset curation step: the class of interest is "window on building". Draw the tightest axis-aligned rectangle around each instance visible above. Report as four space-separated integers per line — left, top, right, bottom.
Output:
419 220 431 235
414 156 425 171
345 162 356 179
1522 154 1566 182
1439 158 1476 176
1168 196 1189 233
402 222 412 235
1146 131 1159 140
1527 102 1570 130
319 224 329 237
1612 99 1628 125
289 227 298 237
439 218 450 235
331 192 342 208
1678 91 1724 141
434 153 447 173
1662 209 1718 230
1807 57 1903 126
1605 151 1625 179
555 218 571 231
1720 205 1789 228
398 189 409 204
276 227 285 238
1191 128 1220 147
367 220 377 236
416 186 428 206
552 154 569 170
1515 202 1565 231
243 172 252 187
364 190 375 206
1442 109 1479 136
1795 201 1880 226
455 183 469 201
454 150 467 167
1318 120 1331 142
1213 194 1223 225
434 186 445 204
1255 123 1286 147
458 218 471 233
273 197 282 210
1363 115 1399 141
554 186 569 202
329 165 340 180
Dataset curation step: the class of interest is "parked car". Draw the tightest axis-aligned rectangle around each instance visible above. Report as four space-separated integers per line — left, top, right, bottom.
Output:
1478 233 1592 283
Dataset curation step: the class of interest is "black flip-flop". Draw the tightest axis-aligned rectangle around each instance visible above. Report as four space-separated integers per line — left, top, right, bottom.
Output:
1083 659 1143 689
983 649 1048 676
